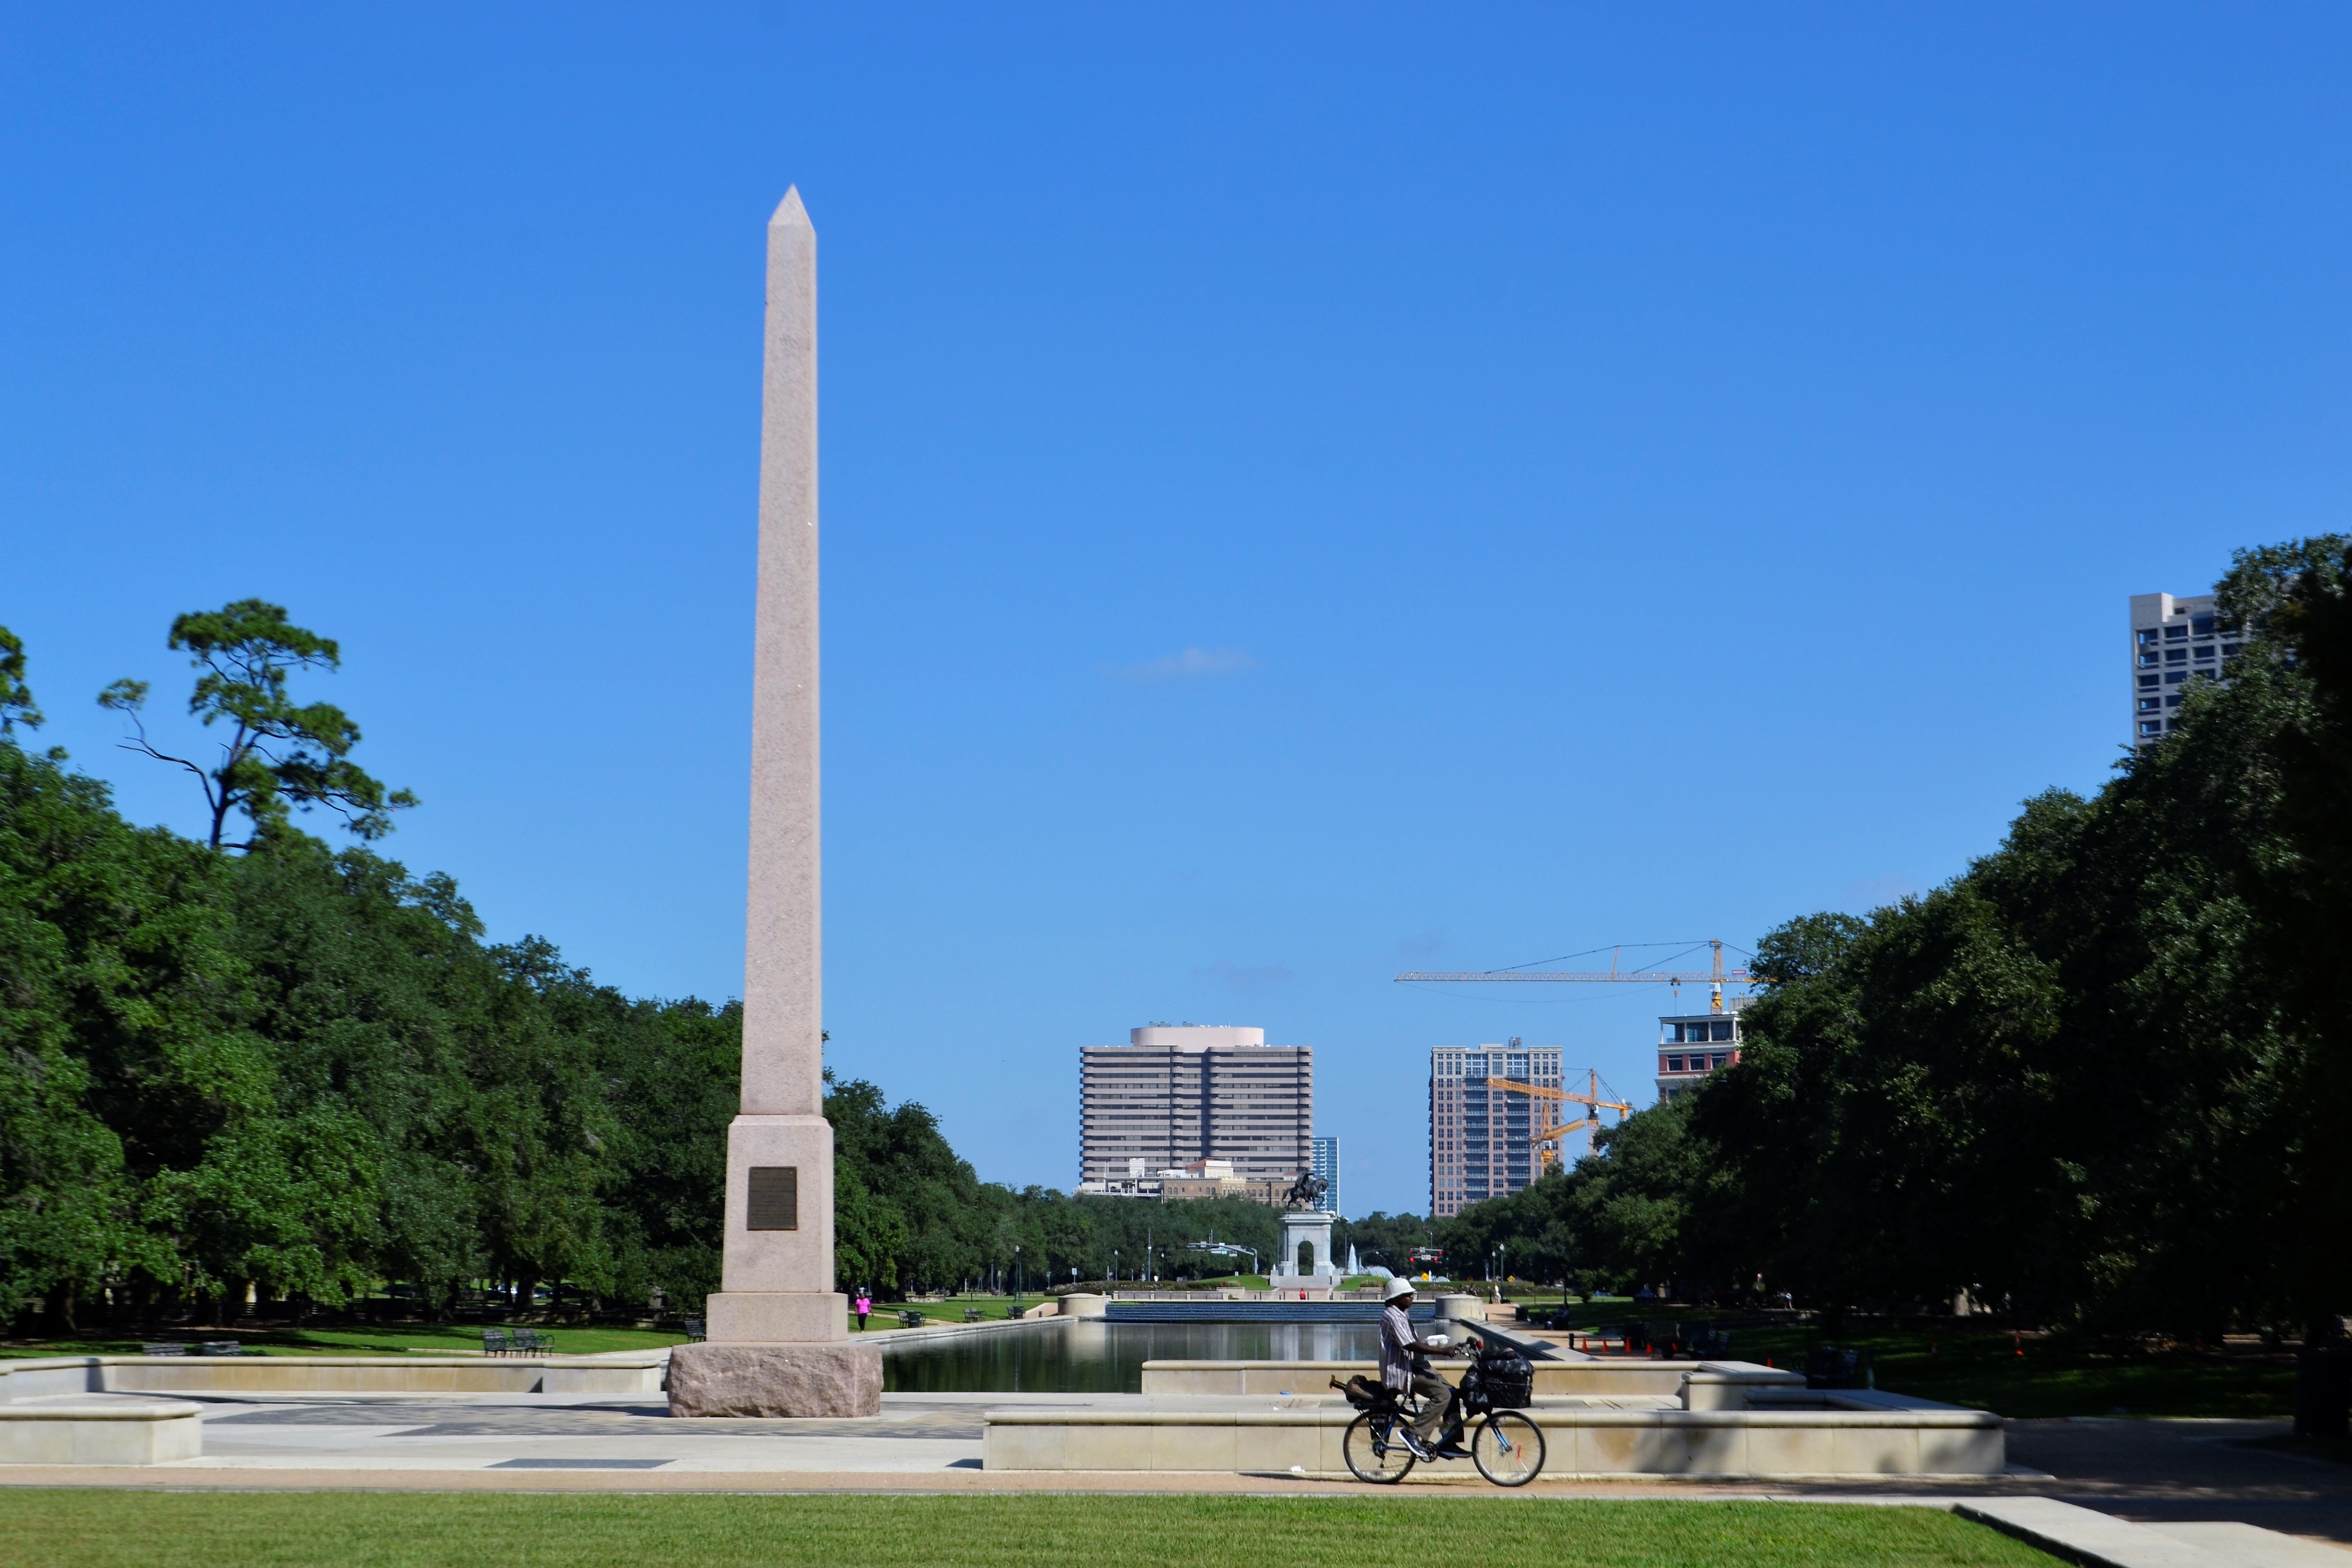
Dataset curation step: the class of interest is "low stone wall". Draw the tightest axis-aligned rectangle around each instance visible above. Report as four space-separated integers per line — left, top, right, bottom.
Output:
0 1352 668 1467
0 1400 203 1465
869 1315 1072 1349
982 1403 2003 1477
0 1354 668 1401
1138 1358 1807 1403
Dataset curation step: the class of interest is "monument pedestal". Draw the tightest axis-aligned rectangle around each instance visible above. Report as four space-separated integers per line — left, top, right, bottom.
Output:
668 1339 880 1418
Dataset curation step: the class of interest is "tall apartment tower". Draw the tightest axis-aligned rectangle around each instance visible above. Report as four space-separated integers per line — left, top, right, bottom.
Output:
1429 1039 1562 1219
1311 1136 1340 1217
2131 591 2245 747
1077 1025 1312 1191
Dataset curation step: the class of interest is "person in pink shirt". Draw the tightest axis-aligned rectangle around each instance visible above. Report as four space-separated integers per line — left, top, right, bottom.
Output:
854 1289 872 1331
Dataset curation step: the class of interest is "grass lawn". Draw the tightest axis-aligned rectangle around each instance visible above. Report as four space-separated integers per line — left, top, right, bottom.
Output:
0 1491 2060 1567
1507 1297 2294 1419
0 1322 689 1359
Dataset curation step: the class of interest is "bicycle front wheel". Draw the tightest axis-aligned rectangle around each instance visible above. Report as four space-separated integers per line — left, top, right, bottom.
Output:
1342 1411 1416 1484
1472 1410 1546 1486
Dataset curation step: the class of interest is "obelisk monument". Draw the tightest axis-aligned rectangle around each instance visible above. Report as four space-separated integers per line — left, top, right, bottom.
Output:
668 187 882 1417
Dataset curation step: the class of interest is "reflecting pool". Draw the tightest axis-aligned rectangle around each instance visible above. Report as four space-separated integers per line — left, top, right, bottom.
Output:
880 1319 1381 1393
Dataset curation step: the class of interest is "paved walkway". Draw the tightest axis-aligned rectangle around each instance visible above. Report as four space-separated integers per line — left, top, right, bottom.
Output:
4 1392 2349 1553
2005 1417 2352 1545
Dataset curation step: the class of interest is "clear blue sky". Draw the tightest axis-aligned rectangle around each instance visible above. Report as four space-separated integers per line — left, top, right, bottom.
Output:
5 7 2347 1216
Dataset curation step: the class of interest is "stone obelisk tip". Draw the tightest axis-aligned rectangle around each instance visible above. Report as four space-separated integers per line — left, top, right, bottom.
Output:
770 186 812 229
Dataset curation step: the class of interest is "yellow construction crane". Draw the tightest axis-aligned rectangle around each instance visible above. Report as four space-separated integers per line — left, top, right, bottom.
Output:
1395 938 1753 1014
1483 1071 1635 1170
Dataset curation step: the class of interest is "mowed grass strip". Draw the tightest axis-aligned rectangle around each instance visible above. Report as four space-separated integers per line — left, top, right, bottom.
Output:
0 1491 2060 1568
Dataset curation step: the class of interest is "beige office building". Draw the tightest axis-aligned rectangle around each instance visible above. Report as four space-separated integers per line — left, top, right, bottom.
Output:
1077 1025 1312 1193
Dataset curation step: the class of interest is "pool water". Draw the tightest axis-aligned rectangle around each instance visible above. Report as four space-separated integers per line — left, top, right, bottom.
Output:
879 1319 1381 1393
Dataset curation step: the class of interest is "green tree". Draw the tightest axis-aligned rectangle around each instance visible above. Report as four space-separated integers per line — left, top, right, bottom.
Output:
0 625 41 737
2239 536 2352 1342
100 600 416 851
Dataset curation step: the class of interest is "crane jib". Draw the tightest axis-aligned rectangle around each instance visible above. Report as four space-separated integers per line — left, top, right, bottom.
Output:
1392 970 1752 983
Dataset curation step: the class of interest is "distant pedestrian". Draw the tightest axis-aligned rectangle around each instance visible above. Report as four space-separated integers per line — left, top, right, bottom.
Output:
854 1289 872 1331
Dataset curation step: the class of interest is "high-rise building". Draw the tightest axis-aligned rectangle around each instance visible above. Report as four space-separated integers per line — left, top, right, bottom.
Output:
1311 1136 1340 1216
1429 1038 1562 1219
1076 1025 1312 1194
1655 996 1750 1102
2130 591 2245 747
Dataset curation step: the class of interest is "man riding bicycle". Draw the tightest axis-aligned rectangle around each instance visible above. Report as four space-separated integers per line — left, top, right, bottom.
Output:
1379 1277 1468 1460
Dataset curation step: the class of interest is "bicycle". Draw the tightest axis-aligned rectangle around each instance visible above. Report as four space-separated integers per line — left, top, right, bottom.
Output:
1333 1330 1546 1486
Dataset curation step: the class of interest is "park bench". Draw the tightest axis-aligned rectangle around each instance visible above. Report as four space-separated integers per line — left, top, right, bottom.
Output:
964 1307 984 1322
898 1310 925 1328
196 1340 247 1357
482 1329 511 1356
141 1342 187 1357
1804 1345 1874 1389
683 1317 706 1343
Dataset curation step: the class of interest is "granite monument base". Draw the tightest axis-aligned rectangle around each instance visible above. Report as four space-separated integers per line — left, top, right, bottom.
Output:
667 1339 881 1418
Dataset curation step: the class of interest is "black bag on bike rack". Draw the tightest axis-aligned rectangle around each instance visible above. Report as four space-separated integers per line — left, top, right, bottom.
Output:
1475 1348 1534 1409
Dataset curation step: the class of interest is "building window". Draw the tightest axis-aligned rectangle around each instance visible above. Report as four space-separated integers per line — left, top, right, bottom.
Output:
2165 672 2187 685
2139 721 2162 736
2136 698 2159 712
1666 1055 1684 1072
2137 628 2159 645
2222 643 2242 657
2192 614 2215 635
2164 648 2187 663
2165 625 2188 640
2138 651 2160 667
2137 674 2158 689
2194 647 2215 661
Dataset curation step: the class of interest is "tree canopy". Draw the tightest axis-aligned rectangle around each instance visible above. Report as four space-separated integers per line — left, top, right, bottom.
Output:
100 599 416 851
7 538 2349 1340
1411 535 2352 1341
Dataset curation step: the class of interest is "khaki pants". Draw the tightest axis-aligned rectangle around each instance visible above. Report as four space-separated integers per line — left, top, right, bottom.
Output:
1410 1372 1456 1443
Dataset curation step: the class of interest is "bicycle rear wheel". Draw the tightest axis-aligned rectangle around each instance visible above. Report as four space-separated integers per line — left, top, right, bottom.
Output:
1342 1411 1416 1484
1471 1410 1545 1486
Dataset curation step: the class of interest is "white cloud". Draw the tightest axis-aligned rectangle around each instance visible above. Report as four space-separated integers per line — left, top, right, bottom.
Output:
1114 646 1259 681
